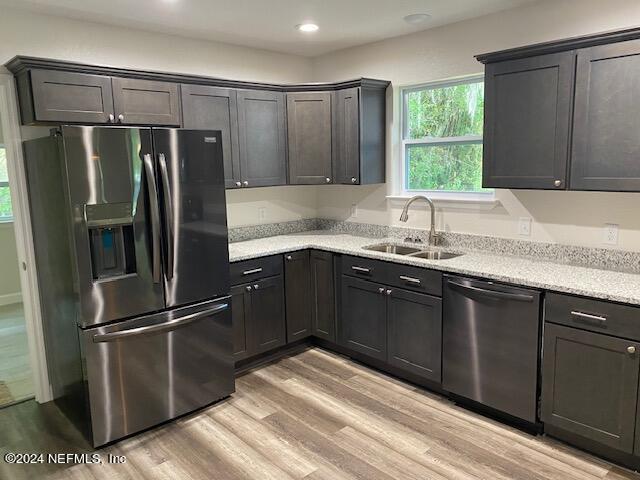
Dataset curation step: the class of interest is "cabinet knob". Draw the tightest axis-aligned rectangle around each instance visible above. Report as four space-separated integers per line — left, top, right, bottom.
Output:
351 177 357 184
235 181 242 187
245 286 252 292
386 289 393 296
286 255 293 261
378 287 385 294
118 114 125 122
243 181 249 187
325 177 331 183
108 114 115 122
628 346 637 354
253 284 259 290
554 179 562 187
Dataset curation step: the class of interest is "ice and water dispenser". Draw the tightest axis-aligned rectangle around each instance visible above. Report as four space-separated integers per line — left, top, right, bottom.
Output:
85 203 136 280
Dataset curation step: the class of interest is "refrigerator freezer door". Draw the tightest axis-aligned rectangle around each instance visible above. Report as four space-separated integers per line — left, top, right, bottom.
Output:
153 129 230 308
61 126 165 327
81 297 234 447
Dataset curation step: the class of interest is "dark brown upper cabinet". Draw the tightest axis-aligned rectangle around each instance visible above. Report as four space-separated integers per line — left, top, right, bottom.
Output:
181 85 241 189
571 39 640 191
16 69 180 126
482 52 575 189
287 92 332 184
478 27 640 192
236 89 287 188
333 84 386 185
19 69 115 124
112 78 181 126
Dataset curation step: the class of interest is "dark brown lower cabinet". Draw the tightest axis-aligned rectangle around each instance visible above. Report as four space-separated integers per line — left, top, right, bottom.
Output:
387 288 442 383
284 251 312 342
231 284 250 361
541 323 640 453
310 250 336 341
231 275 285 361
339 275 387 361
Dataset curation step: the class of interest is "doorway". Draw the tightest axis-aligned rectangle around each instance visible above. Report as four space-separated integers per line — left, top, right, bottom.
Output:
0 114 32 406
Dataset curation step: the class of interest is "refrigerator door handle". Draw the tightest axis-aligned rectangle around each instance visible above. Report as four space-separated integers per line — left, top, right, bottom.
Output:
158 153 174 280
143 153 162 284
92 302 229 342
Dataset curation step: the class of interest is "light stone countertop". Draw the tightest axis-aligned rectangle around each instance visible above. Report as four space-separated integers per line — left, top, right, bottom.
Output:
228 231 640 306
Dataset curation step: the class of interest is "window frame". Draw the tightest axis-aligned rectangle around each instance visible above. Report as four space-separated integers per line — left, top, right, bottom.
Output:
0 143 13 222
400 74 492 201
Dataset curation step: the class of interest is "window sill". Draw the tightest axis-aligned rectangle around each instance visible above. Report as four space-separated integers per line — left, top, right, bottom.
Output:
386 194 501 210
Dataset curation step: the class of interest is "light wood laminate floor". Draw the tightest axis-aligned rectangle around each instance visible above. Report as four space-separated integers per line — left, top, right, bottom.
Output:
1 347 639 479
0 303 33 406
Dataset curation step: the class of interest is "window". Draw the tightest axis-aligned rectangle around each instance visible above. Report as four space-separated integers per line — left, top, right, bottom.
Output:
0 145 13 220
402 76 491 198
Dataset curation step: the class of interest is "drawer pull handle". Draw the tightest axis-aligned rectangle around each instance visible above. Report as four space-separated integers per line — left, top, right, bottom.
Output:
399 275 421 285
242 268 263 275
570 311 607 323
351 266 371 274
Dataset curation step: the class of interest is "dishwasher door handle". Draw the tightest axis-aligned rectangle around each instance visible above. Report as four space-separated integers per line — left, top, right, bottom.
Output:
448 280 534 302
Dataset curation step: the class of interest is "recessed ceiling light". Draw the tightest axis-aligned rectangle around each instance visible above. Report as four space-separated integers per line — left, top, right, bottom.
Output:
403 13 431 25
296 23 319 33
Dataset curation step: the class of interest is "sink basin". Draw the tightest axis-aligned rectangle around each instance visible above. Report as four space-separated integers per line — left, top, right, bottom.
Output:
362 243 422 255
362 242 463 260
408 250 462 260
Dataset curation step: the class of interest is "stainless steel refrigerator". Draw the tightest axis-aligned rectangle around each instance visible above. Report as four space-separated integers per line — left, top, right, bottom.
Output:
24 126 234 447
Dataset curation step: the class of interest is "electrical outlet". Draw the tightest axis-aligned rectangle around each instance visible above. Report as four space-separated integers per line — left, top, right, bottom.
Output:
603 223 619 245
518 217 532 236
351 204 358 218
258 207 266 222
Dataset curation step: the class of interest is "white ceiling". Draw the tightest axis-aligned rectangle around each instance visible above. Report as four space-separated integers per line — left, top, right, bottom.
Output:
0 0 538 57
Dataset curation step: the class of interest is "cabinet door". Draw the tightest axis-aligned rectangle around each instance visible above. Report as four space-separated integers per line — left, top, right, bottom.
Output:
541 323 640 453
112 77 181 126
237 90 287 187
30 69 114 123
231 284 251 361
333 87 361 185
571 40 640 191
387 288 442 383
483 52 575 189
310 250 336 342
284 251 312 342
339 275 387 361
249 275 286 354
181 85 241 189
287 92 332 184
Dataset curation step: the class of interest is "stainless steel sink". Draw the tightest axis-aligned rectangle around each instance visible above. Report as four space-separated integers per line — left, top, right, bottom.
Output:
408 250 462 260
362 242 463 260
362 243 421 255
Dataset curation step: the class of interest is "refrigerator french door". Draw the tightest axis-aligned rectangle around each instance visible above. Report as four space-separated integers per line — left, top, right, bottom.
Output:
24 126 234 447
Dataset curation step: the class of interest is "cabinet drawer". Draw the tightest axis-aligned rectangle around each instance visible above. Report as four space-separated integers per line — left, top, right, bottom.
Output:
230 255 282 285
546 293 640 341
341 255 387 282
385 263 442 297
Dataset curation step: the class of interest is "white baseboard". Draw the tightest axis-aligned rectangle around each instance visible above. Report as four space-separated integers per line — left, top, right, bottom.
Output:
0 292 22 307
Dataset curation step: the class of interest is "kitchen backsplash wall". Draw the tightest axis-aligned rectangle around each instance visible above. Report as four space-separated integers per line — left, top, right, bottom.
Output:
311 0 640 252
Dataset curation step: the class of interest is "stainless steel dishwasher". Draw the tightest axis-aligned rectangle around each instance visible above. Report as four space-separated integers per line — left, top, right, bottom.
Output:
443 275 542 423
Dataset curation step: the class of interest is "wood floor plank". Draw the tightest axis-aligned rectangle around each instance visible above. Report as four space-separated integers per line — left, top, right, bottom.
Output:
1 347 639 479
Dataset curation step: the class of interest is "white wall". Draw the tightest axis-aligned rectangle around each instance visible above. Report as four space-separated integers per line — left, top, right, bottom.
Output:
312 0 640 251
0 7 318 229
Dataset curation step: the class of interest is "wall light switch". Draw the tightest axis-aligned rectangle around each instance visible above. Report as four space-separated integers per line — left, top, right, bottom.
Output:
518 217 532 236
604 223 619 245
351 204 358 218
258 207 266 222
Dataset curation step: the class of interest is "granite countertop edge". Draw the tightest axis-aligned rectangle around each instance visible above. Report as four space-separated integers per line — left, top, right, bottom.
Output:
227 231 640 307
